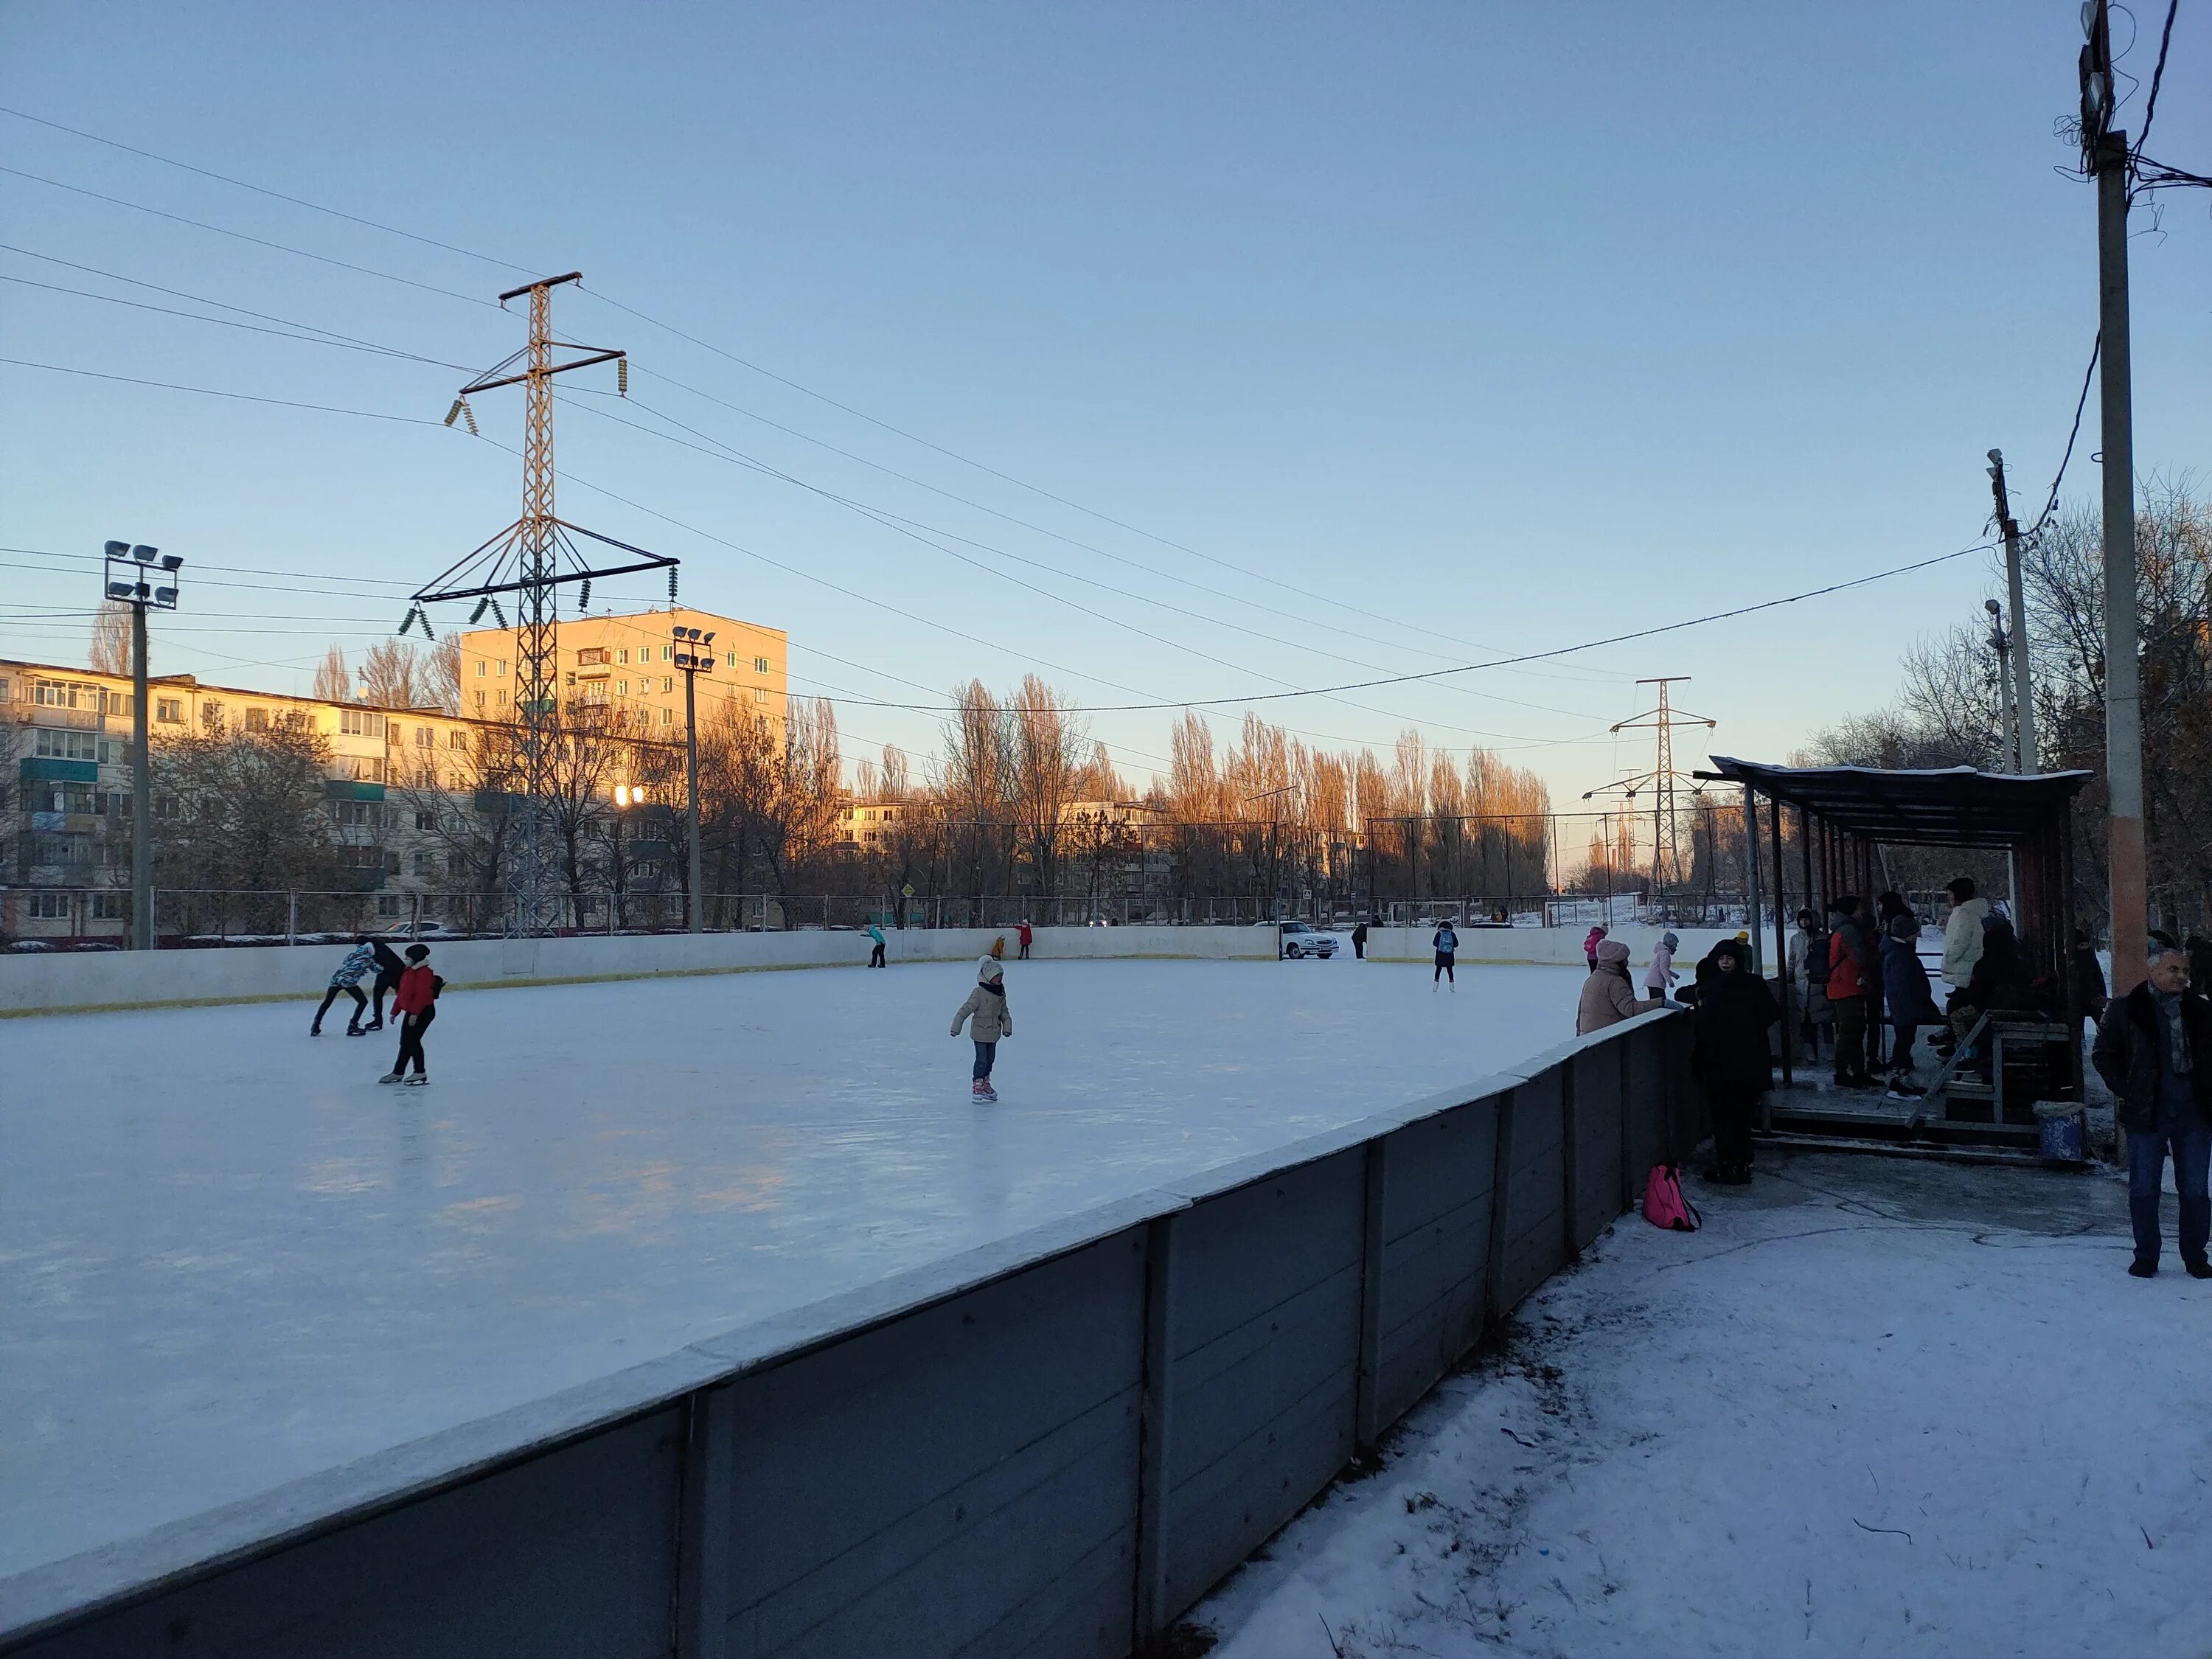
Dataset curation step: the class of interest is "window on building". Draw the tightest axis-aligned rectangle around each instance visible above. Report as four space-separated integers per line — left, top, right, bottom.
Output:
26 893 71 920
659 706 673 726
0 676 10 701
754 687 768 704
338 709 386 738
661 676 673 694
414 725 433 748
376 894 406 917
415 810 439 832
33 728 98 760
496 658 508 677
448 728 466 748
475 660 487 678
156 697 183 723
754 655 770 675
245 707 269 731
577 647 609 666
200 701 225 734
35 681 82 709
91 892 128 920
474 689 488 709
726 651 737 669
412 852 437 877
102 689 134 717
346 756 386 783
341 844 386 869
617 647 630 665
97 739 125 766
496 689 508 709
661 645 673 662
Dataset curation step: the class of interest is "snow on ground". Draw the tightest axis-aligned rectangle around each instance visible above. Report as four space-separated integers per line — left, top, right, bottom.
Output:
1190 1149 2205 1659
0 956 1580 1582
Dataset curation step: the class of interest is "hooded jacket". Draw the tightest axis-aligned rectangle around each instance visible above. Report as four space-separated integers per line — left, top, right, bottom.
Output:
951 960 1013 1042
1827 914 1880 1006
328 943 377 989
1644 934 1678 994
1879 917 1941 1026
1578 941 1660 1034
1942 896 1992 989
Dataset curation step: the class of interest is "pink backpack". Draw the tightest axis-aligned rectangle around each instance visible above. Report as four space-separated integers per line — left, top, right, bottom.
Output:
1642 1164 1701 1231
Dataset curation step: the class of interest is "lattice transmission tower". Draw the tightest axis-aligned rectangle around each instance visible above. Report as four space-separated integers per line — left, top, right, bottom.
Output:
407 271 679 933
1580 677 1716 892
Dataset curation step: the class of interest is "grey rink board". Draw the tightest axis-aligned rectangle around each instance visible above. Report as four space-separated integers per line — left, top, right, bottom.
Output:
1 1015 1687 1659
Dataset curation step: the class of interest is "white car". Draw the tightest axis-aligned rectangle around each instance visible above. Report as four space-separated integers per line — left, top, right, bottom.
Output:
1270 920 1342 959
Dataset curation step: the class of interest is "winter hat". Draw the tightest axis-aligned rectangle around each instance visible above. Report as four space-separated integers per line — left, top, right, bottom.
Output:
1661 931 1679 949
404 943 430 962
977 956 1004 982
1885 914 1918 943
1595 939 1632 966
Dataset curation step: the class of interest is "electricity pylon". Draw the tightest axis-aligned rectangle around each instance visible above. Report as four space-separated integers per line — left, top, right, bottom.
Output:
1581 678 1716 894
409 271 679 933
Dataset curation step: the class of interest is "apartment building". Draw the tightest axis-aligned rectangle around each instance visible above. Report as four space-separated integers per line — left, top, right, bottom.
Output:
458 607 787 740
1 657 484 940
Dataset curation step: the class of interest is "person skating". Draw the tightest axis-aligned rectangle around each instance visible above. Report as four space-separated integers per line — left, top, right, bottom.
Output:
379 945 439 1087
311 939 377 1036
1351 919 1368 961
950 955 1012 1102
2093 948 2212 1279
1432 919 1458 990
1644 931 1680 1004
1017 918 1033 960
363 936 406 1031
1691 938 1778 1183
1578 939 1663 1034
1584 924 1607 970
866 919 886 968
1879 911 1941 1098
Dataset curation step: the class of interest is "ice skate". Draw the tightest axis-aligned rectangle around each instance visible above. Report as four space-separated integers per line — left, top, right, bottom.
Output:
403 1074 428 1088
345 1025 364 1037
309 1023 321 1037
378 1071 403 1085
972 1079 997 1102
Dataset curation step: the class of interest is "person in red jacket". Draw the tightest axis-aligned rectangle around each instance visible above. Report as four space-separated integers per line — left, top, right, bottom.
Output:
380 944 440 1088
1825 896 1881 1090
1017 918 1034 960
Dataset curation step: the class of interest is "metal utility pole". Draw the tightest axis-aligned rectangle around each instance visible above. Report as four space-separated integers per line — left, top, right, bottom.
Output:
411 271 677 935
672 625 717 933
101 540 182 950
1582 678 1717 903
1986 450 2037 771
2080 0 2146 992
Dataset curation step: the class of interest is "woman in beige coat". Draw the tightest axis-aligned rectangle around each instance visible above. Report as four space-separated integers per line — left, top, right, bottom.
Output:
951 956 1012 1101
1578 939 1663 1034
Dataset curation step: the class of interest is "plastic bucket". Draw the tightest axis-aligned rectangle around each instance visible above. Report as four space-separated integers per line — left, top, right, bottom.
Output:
2034 1101 2086 1162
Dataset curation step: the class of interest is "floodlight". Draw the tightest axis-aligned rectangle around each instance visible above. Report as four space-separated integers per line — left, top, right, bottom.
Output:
107 580 133 600
131 544 159 563
701 632 714 645
153 585 178 606
104 540 129 557
159 554 183 571
1987 448 2003 467
1985 598 2002 616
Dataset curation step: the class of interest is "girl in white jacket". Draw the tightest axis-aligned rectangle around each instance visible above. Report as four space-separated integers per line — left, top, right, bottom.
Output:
950 956 1012 1101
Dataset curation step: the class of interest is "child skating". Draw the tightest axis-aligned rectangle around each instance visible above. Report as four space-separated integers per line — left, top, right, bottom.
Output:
1432 919 1458 990
364 937 406 1031
950 954 1012 1102
379 944 441 1088
310 938 377 1035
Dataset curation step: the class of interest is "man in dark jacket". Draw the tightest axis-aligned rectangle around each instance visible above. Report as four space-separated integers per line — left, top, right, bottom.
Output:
1691 938 1778 1185
2093 949 2212 1278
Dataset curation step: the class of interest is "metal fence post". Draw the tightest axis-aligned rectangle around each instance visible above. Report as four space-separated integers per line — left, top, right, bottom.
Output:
1134 1213 1179 1644
1354 1135 1388 1450
287 891 297 946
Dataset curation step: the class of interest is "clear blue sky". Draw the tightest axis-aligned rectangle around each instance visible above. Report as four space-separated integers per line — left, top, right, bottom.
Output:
3 1 2207 806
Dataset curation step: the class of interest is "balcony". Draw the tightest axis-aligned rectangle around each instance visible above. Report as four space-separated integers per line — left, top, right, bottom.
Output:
18 707 101 731
21 757 97 785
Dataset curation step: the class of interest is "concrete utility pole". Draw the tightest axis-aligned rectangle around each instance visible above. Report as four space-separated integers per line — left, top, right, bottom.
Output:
672 624 717 933
2096 128 2146 992
1986 450 2038 772
101 540 182 950
2078 0 2146 992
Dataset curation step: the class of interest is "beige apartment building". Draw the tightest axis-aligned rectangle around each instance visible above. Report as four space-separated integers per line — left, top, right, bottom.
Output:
458 607 788 742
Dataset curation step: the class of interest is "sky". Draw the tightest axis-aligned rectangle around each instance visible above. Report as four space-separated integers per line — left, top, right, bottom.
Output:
2 1 2208 810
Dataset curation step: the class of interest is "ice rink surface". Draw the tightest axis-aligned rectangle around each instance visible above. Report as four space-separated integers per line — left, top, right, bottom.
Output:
0 956 1584 1582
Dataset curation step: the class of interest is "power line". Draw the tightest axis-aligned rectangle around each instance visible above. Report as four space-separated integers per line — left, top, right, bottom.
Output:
2027 334 2100 538
0 105 537 276
0 355 444 424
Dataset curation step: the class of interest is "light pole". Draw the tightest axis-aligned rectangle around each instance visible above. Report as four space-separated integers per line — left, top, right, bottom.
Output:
1986 450 2037 772
101 540 182 950
672 624 715 933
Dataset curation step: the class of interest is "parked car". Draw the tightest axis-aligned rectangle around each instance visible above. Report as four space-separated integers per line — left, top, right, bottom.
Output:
1269 919 1342 960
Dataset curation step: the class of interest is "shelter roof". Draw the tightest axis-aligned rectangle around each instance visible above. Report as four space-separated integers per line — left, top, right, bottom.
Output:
1697 757 2092 848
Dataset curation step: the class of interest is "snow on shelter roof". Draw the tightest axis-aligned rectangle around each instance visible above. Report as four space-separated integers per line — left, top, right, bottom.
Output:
1698 757 2093 849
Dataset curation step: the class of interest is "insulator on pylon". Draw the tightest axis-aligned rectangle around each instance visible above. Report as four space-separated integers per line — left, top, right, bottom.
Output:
419 610 436 641
490 599 509 629
470 597 490 625
456 398 479 436
616 357 628 397
577 579 591 613
397 608 415 638
443 400 465 428
667 566 679 602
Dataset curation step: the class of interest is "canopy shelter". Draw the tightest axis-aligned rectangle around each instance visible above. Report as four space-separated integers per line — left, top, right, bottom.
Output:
1698 758 2094 1148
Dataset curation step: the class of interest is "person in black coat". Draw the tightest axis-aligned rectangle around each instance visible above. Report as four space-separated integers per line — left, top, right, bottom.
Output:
1691 937 1778 1185
2093 949 2212 1277
365 937 408 1032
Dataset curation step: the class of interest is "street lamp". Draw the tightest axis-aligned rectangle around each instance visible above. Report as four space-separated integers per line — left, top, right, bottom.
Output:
671 625 716 933
102 539 181 951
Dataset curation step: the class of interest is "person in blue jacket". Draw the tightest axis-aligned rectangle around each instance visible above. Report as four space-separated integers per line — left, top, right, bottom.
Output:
1879 910 1941 1098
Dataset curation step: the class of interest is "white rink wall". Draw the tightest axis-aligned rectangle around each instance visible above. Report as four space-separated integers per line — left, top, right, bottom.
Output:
0 922 1745 1017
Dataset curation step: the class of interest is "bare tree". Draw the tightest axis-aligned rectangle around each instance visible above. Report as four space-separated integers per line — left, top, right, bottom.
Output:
89 601 132 676
1007 675 1086 901
357 640 435 709
425 635 462 714
312 646 350 703
153 718 352 933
